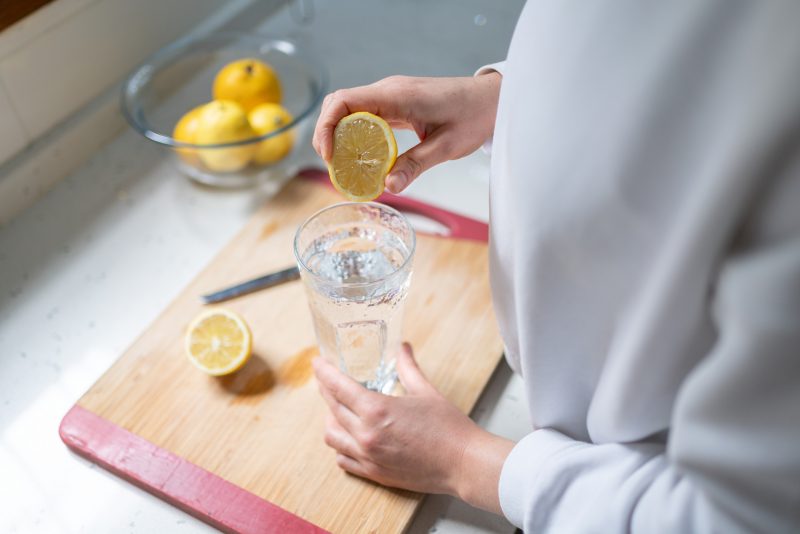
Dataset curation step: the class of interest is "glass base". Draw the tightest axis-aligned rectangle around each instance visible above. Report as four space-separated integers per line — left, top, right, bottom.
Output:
363 371 398 395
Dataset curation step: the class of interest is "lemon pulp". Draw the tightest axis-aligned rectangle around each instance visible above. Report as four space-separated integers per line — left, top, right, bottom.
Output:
185 308 252 376
328 112 397 201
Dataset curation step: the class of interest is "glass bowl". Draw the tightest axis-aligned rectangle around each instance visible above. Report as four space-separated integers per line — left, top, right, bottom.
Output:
122 32 327 188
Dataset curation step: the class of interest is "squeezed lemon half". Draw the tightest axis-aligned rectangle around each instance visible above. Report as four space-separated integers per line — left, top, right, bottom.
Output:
328 112 397 201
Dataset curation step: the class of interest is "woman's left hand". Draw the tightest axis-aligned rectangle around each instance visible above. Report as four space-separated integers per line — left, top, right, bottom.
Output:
312 343 514 512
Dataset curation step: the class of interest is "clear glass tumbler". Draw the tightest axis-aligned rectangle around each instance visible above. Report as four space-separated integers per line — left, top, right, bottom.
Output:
294 202 416 393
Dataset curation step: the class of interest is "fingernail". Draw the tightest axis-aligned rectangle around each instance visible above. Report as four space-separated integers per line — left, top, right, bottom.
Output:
386 171 407 193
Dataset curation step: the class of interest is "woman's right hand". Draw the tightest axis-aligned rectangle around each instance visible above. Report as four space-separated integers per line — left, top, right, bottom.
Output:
312 73 501 194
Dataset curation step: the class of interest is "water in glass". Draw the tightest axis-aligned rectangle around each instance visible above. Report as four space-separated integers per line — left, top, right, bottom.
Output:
295 203 414 393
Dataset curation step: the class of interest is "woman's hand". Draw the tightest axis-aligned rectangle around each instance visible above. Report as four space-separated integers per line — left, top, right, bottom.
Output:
312 73 501 193
312 343 514 514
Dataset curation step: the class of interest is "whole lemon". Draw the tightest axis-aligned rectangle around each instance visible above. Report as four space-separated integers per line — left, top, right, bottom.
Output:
172 104 207 167
248 103 296 165
194 100 256 172
213 58 282 112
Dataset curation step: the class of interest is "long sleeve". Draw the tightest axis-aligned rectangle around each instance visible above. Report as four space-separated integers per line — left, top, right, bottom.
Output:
498 164 800 532
475 61 506 77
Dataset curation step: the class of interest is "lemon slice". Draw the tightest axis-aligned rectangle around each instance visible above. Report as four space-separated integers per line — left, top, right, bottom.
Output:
185 308 252 376
328 112 397 201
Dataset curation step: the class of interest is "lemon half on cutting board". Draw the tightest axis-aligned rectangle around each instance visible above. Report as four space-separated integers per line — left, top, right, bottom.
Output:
185 308 252 376
328 112 397 201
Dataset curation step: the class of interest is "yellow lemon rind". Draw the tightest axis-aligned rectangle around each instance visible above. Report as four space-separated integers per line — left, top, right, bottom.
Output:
248 103 296 165
172 103 208 168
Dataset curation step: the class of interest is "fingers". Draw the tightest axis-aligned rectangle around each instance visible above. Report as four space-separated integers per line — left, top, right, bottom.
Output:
325 417 379 481
317 378 361 432
335 453 373 479
312 91 350 162
386 129 453 193
312 356 380 416
323 414 362 459
313 85 398 162
396 342 433 395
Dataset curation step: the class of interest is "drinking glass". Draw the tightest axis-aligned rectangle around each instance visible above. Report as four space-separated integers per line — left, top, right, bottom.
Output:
294 202 416 393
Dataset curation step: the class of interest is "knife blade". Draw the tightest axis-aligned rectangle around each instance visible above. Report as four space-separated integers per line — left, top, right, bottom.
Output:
201 266 301 304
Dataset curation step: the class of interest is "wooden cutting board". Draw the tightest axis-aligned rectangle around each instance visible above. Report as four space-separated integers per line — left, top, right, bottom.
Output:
60 170 503 534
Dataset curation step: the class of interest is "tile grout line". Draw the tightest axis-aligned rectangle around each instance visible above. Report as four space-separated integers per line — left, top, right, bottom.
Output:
0 72 32 142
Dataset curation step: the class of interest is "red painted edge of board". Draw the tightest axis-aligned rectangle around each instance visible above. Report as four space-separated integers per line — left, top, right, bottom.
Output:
59 405 329 534
298 168 489 243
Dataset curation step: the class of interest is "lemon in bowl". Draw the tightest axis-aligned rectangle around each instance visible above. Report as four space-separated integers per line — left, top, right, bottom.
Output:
213 58 282 111
193 100 256 172
248 103 296 165
172 104 205 167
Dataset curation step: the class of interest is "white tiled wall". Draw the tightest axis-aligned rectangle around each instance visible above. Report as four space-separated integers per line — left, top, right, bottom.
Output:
0 0 227 166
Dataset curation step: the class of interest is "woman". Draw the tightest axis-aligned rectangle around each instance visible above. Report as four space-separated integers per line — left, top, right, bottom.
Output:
311 1 800 531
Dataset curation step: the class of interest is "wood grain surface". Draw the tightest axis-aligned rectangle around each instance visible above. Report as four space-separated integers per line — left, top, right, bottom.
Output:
76 177 503 533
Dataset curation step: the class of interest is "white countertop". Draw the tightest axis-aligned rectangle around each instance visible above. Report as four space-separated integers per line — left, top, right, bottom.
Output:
0 1 529 532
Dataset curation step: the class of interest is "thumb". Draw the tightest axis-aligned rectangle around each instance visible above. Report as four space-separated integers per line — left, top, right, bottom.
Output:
386 130 451 193
396 342 433 394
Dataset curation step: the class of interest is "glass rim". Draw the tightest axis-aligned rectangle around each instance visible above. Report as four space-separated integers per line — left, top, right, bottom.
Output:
293 201 417 288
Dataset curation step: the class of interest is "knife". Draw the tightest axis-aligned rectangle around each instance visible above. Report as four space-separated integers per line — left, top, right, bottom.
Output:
201 266 300 304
